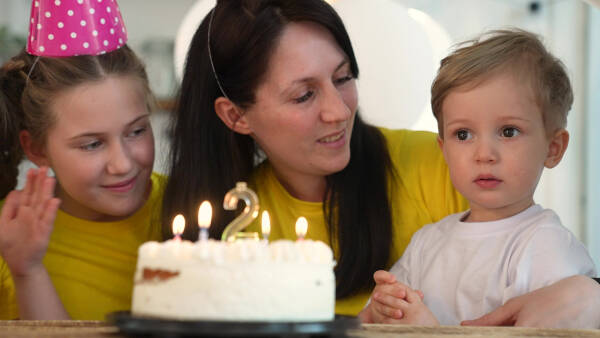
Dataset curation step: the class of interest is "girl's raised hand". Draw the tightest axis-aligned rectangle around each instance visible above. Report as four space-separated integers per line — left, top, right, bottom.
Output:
0 167 60 277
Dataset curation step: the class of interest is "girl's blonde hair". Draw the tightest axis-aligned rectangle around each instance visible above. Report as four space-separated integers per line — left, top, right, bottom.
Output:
431 29 573 138
0 45 155 198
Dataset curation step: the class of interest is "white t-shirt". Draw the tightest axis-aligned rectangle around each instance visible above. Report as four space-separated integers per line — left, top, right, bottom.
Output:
390 204 597 325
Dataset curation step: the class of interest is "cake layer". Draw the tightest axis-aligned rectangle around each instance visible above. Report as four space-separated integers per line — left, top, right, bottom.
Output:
132 239 335 322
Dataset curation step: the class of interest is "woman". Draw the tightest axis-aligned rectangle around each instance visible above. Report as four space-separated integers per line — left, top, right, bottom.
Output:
163 0 600 326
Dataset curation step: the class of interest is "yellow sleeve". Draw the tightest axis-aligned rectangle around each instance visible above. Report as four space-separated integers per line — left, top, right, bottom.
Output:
0 199 18 319
0 255 18 319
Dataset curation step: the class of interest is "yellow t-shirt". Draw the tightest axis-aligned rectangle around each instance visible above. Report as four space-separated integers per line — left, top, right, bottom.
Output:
246 129 468 316
0 172 165 320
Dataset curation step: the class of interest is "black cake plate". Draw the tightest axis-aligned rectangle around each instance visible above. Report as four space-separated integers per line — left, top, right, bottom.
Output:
107 311 360 337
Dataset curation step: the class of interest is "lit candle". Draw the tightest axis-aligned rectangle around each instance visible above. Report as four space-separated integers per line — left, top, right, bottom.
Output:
198 201 212 242
172 214 185 241
295 217 308 241
261 210 271 243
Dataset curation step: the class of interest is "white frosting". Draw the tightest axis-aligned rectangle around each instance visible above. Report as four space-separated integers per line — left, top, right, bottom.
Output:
131 239 336 321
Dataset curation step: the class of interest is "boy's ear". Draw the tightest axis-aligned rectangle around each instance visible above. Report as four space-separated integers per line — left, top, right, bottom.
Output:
544 129 569 169
19 130 50 167
437 135 444 149
214 97 252 135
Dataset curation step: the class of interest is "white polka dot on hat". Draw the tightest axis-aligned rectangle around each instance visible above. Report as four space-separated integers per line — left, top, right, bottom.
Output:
27 0 127 57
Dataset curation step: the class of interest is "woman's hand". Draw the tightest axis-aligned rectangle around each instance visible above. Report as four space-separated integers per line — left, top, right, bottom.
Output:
0 167 60 277
462 275 600 328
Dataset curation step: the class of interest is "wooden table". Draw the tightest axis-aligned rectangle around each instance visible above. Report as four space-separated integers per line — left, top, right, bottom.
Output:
1 320 599 337
355 324 600 337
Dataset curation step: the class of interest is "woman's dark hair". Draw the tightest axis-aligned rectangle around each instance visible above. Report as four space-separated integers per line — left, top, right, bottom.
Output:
163 0 394 299
0 45 154 199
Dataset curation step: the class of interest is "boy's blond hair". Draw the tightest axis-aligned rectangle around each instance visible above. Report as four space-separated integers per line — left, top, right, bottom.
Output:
431 29 573 138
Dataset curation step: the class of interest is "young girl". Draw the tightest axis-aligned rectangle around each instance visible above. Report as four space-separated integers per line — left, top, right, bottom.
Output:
0 4 163 319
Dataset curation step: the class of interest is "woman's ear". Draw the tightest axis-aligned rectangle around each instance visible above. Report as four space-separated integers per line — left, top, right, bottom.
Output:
19 130 50 167
544 129 569 169
214 97 251 135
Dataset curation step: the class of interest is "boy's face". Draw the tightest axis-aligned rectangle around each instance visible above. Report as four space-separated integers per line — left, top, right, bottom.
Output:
438 72 561 222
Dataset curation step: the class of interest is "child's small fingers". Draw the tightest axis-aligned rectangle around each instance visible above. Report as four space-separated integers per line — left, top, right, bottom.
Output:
40 198 60 234
381 317 405 325
34 176 56 218
376 283 407 299
32 169 48 216
373 270 396 284
416 289 424 300
0 190 21 224
386 284 409 299
405 287 424 304
373 301 404 320
42 176 56 200
20 168 37 206
374 291 409 309
34 166 48 193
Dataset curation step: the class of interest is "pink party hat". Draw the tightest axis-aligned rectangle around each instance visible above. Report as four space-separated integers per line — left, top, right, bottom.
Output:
27 0 128 57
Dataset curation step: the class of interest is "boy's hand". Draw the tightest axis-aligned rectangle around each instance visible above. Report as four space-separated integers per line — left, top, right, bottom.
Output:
0 167 60 277
359 270 424 323
394 286 440 326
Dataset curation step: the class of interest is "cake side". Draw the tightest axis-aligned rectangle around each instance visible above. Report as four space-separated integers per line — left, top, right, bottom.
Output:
131 239 336 322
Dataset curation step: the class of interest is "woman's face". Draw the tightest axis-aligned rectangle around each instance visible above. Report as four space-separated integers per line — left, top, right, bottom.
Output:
243 22 358 194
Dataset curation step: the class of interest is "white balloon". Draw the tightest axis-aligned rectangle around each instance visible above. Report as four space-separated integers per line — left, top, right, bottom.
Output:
174 0 215 82
405 8 453 133
331 0 434 129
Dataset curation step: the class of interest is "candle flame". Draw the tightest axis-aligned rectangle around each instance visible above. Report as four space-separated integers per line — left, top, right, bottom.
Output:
295 217 308 239
172 214 185 236
261 210 271 238
198 201 212 229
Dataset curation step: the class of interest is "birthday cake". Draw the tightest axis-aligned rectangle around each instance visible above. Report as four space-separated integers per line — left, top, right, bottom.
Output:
131 238 336 321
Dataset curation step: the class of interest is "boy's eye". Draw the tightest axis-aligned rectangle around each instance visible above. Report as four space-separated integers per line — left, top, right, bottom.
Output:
294 90 314 104
456 129 472 141
502 127 520 138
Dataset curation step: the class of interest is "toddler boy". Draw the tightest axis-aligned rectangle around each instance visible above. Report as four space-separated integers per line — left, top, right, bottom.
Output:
360 29 596 325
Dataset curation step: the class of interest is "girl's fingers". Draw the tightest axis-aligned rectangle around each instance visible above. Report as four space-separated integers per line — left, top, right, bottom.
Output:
32 172 45 218
0 190 20 225
34 174 55 219
20 168 37 207
40 198 60 234
37 178 58 232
